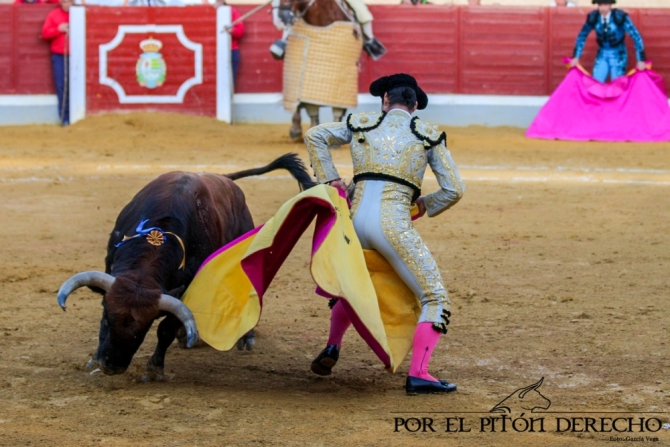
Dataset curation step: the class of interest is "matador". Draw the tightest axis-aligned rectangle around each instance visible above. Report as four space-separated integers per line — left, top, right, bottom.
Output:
570 0 646 83
304 73 465 394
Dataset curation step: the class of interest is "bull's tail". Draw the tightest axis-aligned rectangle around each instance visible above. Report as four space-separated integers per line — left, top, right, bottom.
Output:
225 153 316 191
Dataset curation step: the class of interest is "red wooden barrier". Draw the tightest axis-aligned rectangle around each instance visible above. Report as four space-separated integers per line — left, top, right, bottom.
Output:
3 4 670 97
85 7 217 116
0 4 57 94
235 4 670 96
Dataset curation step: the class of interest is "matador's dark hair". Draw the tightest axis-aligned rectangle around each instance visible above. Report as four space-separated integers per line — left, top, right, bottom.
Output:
386 86 417 110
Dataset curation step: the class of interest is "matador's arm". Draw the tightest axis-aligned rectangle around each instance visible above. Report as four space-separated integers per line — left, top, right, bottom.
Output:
623 14 646 61
573 14 595 59
423 142 465 218
304 122 353 183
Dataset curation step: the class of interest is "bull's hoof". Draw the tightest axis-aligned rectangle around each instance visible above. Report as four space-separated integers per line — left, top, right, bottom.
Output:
176 327 205 349
142 364 164 382
289 128 303 141
176 327 188 349
236 329 256 351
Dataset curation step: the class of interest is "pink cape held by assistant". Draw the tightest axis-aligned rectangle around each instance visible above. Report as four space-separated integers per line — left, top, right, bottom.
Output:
526 61 670 142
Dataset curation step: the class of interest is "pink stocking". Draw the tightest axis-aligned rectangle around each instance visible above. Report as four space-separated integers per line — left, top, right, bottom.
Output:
408 322 441 382
326 300 351 348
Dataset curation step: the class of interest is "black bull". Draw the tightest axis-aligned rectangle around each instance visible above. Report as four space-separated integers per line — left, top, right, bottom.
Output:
57 153 315 380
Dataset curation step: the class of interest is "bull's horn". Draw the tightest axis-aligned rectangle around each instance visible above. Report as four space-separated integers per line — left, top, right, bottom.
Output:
158 294 199 348
57 271 115 311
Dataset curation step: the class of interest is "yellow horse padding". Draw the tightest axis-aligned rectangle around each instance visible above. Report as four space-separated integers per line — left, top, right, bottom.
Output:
182 185 420 372
283 20 362 112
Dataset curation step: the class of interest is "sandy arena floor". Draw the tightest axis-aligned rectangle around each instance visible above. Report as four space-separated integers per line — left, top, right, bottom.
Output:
0 113 669 446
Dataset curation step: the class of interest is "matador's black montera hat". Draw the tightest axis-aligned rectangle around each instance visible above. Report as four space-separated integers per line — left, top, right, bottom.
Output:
369 73 428 110
592 0 615 4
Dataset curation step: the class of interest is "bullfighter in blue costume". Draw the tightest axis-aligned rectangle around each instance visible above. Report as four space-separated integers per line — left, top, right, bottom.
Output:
570 0 646 83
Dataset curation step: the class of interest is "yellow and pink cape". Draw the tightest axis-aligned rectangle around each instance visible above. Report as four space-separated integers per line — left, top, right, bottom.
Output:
182 185 420 372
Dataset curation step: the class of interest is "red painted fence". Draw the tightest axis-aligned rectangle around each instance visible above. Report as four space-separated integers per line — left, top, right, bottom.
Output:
3 4 670 96
85 7 217 116
235 4 670 96
0 4 57 94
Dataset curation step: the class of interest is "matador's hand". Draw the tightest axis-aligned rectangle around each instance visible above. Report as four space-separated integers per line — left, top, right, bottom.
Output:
327 179 347 193
413 197 427 218
636 61 647 71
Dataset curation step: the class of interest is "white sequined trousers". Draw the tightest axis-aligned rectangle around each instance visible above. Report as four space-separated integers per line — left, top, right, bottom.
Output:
351 180 450 324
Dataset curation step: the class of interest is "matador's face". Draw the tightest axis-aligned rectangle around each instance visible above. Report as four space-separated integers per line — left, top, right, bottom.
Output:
598 4 612 15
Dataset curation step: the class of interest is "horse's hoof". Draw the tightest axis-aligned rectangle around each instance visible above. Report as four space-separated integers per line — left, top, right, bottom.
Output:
289 129 303 141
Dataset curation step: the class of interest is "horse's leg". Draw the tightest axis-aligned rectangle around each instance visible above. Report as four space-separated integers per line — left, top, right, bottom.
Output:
289 104 303 141
332 107 346 123
328 108 347 149
304 103 320 128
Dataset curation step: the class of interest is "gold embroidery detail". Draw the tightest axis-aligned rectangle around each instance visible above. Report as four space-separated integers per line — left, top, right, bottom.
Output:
305 122 347 183
348 111 384 130
379 183 450 324
349 111 427 189
435 144 463 199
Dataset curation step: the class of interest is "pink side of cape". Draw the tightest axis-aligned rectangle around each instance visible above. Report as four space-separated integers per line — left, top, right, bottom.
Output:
196 225 263 275
215 188 391 368
526 68 670 142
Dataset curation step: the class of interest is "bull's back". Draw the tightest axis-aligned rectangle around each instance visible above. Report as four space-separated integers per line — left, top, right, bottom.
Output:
110 171 254 270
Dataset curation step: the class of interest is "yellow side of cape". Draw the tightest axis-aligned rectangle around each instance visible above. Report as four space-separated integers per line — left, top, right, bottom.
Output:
182 233 260 351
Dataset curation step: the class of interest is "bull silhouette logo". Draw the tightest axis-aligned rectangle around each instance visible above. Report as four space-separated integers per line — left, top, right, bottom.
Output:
490 377 551 414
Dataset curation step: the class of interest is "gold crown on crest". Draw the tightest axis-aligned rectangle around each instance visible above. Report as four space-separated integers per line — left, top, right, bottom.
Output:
139 37 163 53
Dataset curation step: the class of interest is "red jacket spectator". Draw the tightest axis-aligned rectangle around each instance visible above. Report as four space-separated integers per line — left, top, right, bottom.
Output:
41 7 69 54
229 7 244 51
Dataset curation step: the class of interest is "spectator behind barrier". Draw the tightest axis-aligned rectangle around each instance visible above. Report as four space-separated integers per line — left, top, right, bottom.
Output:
215 0 244 83
42 0 71 126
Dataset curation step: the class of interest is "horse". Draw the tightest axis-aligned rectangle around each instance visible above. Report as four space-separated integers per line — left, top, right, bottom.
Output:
273 0 356 140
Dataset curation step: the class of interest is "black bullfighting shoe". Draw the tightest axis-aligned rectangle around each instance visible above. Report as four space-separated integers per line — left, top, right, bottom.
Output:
310 345 339 376
406 376 457 395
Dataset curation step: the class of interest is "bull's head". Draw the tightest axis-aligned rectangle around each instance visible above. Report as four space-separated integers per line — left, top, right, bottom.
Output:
57 271 198 375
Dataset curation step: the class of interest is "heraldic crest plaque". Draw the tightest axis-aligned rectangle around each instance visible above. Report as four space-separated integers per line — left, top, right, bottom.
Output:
136 37 166 89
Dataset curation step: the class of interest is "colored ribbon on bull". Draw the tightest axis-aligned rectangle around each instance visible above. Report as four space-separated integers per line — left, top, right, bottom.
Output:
115 219 186 269
182 185 421 373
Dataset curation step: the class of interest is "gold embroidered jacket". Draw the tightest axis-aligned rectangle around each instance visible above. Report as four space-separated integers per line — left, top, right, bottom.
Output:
304 109 465 217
